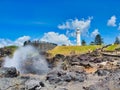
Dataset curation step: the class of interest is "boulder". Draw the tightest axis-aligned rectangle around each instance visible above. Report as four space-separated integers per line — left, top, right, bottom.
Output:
25 80 45 90
85 84 110 90
55 54 65 60
0 60 3 67
69 66 85 72
0 67 19 78
46 69 87 84
94 69 110 76
78 54 90 61
93 58 103 63
0 76 46 90
46 70 65 84
85 69 120 90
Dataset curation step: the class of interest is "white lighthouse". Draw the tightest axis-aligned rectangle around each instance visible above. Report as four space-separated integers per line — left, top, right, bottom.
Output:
76 28 81 46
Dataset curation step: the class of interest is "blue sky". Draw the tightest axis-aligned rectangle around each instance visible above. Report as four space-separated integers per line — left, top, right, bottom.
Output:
0 0 120 46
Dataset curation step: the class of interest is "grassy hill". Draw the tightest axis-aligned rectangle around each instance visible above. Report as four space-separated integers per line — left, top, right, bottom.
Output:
0 46 18 57
104 44 120 51
48 45 102 57
5 46 18 53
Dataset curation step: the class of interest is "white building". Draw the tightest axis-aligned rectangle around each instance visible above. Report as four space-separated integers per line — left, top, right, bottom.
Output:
76 28 81 46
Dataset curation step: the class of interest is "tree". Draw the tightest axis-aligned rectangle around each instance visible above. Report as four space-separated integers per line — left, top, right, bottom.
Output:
24 41 27 46
114 37 120 44
81 40 86 46
24 40 31 46
94 34 103 45
90 41 95 45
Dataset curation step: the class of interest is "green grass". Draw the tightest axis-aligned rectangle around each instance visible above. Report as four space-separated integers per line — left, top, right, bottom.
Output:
4 45 18 54
48 45 102 57
104 44 120 51
6 45 18 49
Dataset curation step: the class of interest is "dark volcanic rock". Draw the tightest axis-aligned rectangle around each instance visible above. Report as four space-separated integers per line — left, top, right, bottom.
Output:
52 54 65 63
0 75 47 90
0 47 13 57
85 69 120 90
0 60 3 67
46 70 65 84
94 69 111 76
89 49 101 57
0 67 19 78
55 54 65 60
84 84 110 90
73 72 87 82
46 69 87 84
92 58 103 63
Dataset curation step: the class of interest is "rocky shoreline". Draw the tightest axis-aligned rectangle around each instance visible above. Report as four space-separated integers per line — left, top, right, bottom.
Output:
0 50 120 90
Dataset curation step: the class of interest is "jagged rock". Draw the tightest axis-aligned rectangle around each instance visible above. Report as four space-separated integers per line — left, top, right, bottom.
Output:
69 66 85 72
79 62 92 68
70 61 80 66
46 70 87 84
39 82 45 87
55 88 68 90
0 60 3 67
48 54 65 68
0 67 19 78
46 70 64 84
85 84 110 90
117 61 120 67
55 54 65 60
25 80 42 90
94 69 110 76
0 47 12 57
78 54 90 61
74 72 87 82
61 73 72 82
85 69 120 90
0 75 47 90
92 58 103 63
0 78 26 90
89 49 101 57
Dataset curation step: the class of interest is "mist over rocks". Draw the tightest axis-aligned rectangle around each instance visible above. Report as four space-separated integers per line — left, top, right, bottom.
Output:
3 45 49 74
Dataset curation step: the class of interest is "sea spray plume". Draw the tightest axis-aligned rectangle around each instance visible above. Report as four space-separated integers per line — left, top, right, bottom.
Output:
4 45 49 74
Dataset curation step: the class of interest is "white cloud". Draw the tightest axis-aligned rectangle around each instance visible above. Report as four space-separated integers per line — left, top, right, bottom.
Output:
0 39 13 48
0 36 31 48
107 15 117 27
91 29 99 37
58 21 72 30
58 17 92 33
14 36 31 46
40 32 72 45
118 23 120 30
66 30 76 38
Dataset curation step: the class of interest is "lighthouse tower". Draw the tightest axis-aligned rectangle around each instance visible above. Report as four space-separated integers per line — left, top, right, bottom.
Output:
76 28 81 46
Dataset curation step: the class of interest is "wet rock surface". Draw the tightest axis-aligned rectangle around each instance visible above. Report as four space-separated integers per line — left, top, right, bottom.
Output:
0 50 120 90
